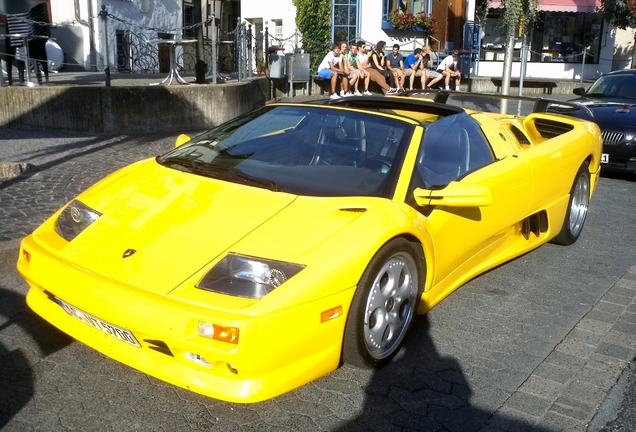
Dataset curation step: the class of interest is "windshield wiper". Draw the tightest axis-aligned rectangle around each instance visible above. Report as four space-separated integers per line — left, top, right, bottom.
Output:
216 166 281 191
159 156 209 173
159 156 280 191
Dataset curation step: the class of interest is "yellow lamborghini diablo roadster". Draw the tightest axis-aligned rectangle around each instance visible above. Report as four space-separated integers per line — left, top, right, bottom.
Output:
18 94 602 403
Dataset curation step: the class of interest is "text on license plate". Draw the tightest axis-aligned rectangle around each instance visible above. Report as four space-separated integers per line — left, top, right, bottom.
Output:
55 298 141 347
601 153 609 163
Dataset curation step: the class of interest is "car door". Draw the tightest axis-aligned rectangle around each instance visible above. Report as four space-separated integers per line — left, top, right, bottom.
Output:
401 113 533 304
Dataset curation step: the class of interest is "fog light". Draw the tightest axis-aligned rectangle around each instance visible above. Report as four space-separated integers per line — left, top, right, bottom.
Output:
198 321 239 344
22 249 31 263
185 352 212 368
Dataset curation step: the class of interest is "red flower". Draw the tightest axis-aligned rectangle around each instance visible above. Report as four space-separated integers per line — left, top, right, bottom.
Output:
388 9 436 34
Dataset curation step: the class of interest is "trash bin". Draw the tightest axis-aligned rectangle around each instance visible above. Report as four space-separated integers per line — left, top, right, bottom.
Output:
285 53 310 96
458 51 471 79
285 53 310 83
268 46 285 79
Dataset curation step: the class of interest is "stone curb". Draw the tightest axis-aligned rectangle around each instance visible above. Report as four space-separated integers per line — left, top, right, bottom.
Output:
0 162 38 180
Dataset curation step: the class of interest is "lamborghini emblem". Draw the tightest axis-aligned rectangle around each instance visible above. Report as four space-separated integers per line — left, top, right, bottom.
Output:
122 249 137 258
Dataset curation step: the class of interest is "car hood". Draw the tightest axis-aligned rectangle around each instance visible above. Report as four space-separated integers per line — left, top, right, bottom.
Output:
57 160 300 295
565 99 636 130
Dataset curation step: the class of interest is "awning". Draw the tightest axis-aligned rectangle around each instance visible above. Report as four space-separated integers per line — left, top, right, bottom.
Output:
489 0 601 13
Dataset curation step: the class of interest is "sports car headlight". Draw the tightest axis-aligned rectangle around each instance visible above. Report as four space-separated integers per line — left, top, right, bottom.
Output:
54 200 101 242
197 253 305 299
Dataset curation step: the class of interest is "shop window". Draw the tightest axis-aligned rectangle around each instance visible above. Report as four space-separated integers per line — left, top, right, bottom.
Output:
481 10 602 64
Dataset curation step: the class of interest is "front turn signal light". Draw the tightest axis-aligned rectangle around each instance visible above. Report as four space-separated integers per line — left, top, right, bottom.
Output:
22 248 32 263
198 322 239 344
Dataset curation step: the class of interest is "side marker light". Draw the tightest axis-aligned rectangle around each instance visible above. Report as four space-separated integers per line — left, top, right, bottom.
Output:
321 306 343 323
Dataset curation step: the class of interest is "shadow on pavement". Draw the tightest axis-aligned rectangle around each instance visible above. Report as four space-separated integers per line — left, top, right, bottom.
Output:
0 246 73 429
335 315 551 432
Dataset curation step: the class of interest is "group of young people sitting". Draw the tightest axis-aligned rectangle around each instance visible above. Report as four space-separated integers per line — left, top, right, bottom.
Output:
317 40 462 99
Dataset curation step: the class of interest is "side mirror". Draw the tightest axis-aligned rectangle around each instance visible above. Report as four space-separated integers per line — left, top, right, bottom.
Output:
413 181 492 208
174 134 191 148
572 87 586 96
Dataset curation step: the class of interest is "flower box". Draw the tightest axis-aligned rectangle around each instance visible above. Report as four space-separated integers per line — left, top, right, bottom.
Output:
385 10 437 34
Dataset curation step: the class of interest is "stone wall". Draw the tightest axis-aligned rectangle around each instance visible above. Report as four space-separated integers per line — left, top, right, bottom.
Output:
0 78 269 134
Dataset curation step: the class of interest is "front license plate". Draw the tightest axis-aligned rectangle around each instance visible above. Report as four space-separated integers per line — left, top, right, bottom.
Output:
55 298 141 347
601 153 609 163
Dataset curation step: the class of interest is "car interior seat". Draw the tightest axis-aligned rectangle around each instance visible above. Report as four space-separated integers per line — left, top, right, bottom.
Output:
312 116 367 166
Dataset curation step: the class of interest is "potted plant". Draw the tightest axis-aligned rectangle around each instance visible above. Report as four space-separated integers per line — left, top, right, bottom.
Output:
256 58 266 74
386 9 437 35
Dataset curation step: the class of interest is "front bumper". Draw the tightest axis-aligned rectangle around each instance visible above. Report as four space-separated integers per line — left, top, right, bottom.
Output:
18 233 355 403
600 157 636 173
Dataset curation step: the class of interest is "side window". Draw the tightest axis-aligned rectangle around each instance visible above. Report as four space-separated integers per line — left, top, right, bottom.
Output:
412 113 494 189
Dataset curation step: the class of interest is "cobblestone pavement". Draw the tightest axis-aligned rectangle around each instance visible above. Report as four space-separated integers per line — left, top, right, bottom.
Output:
1 125 636 431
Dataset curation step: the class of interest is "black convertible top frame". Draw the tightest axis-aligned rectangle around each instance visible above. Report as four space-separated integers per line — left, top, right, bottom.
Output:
327 95 466 118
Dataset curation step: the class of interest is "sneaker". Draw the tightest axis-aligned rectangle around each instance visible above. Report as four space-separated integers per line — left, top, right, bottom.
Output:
340 90 346 97
363 90 372 96
343 92 353 97
424 87 432 90
386 88 399 95
353 91 362 96
444 87 451 90
398 87 405 92
330 92 341 100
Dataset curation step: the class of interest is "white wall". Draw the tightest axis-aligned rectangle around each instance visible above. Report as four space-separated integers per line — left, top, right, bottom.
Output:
612 27 635 69
241 0 298 52
359 0 428 53
96 0 182 69
49 0 183 71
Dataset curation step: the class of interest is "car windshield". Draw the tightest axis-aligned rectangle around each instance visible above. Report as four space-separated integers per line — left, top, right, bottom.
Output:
586 74 636 99
157 106 413 197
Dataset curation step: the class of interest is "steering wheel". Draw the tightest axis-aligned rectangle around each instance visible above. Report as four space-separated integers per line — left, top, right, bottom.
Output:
359 156 392 175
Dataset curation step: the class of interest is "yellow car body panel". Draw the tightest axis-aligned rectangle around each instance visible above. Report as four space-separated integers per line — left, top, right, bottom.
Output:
18 98 602 402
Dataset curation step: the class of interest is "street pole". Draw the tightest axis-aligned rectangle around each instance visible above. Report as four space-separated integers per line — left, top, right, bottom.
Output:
211 13 217 84
517 32 528 115
581 47 587 84
194 0 206 84
500 28 515 114
99 5 111 87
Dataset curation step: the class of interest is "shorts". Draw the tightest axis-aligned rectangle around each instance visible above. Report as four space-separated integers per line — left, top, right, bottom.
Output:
318 69 340 79
429 70 441 79
404 69 423 77
348 70 358 79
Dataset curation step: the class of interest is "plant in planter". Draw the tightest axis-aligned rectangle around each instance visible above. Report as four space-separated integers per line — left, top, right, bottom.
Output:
387 9 437 34
256 58 266 74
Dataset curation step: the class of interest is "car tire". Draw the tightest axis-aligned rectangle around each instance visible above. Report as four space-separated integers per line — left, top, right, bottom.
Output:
343 238 424 369
551 161 590 246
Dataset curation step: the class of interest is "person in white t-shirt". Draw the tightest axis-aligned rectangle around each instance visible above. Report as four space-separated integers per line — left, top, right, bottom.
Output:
317 42 349 99
428 50 461 90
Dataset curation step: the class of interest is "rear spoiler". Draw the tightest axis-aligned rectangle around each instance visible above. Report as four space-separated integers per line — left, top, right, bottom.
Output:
399 89 595 118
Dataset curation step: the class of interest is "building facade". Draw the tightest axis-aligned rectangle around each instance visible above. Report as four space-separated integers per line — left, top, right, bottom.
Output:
239 0 633 80
11 0 235 72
